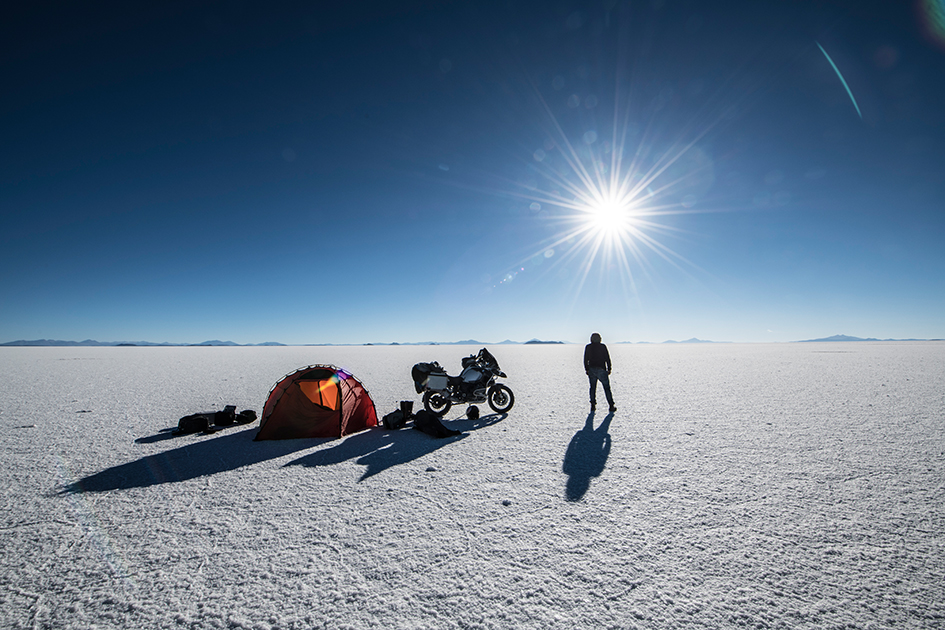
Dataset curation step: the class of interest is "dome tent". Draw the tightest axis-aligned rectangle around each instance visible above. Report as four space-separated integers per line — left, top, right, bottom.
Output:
255 365 377 440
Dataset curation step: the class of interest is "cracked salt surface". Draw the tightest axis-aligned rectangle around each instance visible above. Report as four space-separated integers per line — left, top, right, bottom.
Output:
1 342 943 628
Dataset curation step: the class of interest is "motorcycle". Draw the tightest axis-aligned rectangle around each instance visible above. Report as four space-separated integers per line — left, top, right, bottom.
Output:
411 347 515 416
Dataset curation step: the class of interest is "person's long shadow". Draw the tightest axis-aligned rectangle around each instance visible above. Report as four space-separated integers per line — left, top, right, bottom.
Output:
285 412 508 481
562 411 613 502
61 427 317 494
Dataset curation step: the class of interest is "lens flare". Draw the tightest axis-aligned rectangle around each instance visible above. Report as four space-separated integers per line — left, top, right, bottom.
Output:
56 456 137 591
816 41 862 120
487 77 722 309
919 0 945 48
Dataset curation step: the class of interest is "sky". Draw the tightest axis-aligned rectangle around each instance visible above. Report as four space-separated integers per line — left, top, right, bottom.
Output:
2 0 944 345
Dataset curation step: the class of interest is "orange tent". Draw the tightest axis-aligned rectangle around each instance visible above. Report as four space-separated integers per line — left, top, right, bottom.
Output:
255 365 377 440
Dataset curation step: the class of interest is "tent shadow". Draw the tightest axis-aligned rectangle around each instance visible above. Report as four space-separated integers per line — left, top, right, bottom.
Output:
562 411 613 502
285 412 508 481
61 427 319 494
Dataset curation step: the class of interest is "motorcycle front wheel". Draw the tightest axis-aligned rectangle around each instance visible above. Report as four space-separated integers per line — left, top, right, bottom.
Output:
423 391 452 416
487 384 514 413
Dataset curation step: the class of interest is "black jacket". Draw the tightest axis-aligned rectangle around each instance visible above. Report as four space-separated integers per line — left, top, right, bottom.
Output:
584 342 611 372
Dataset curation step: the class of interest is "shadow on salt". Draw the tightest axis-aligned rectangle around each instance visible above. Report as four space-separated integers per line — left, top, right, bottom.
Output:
284 412 507 481
60 413 508 493
59 428 312 494
562 411 613 502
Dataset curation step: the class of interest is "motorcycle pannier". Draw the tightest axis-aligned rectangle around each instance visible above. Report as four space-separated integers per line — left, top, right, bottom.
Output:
425 372 449 391
412 362 448 393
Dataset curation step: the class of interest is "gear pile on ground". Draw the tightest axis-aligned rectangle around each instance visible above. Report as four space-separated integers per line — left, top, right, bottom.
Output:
173 406 256 435
382 401 460 438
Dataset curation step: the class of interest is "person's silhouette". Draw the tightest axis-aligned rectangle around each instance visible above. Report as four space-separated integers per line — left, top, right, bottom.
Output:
584 332 616 412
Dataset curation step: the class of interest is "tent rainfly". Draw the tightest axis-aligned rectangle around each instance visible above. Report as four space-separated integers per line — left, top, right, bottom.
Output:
255 365 377 440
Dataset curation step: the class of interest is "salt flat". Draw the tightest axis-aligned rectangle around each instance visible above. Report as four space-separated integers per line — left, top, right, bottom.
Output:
1 342 943 629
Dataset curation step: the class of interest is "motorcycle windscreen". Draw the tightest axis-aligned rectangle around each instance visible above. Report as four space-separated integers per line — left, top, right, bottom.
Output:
478 348 498 368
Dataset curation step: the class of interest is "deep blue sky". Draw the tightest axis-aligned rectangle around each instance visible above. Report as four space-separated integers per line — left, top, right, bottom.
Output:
3 0 944 344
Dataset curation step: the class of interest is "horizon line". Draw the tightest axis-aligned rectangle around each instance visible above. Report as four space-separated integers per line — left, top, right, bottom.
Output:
2 335 942 347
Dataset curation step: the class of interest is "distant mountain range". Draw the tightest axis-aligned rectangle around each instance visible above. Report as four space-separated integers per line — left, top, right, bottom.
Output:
305 338 570 346
794 334 937 342
0 339 287 347
617 338 726 344
4 335 938 347
659 337 723 344
623 335 939 344
0 338 567 347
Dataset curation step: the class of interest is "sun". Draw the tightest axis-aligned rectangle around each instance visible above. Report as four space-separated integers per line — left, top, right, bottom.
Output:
487 122 711 301
480 58 724 303
586 198 636 237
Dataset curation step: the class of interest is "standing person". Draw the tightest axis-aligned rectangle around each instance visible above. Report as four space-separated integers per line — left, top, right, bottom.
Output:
584 332 616 412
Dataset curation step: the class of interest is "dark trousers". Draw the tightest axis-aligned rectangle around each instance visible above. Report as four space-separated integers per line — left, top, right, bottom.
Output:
587 367 614 406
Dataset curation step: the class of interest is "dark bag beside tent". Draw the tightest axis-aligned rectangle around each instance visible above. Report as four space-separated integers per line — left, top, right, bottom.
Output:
413 409 461 438
382 409 407 430
382 401 414 430
255 365 377 440
174 413 213 435
173 406 257 435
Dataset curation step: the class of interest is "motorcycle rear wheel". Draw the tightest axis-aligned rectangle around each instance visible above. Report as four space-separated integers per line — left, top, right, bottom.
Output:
423 391 452 416
487 384 514 413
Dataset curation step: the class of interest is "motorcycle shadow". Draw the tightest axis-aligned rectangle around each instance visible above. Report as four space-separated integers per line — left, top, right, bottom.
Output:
442 411 508 432
284 412 508 481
